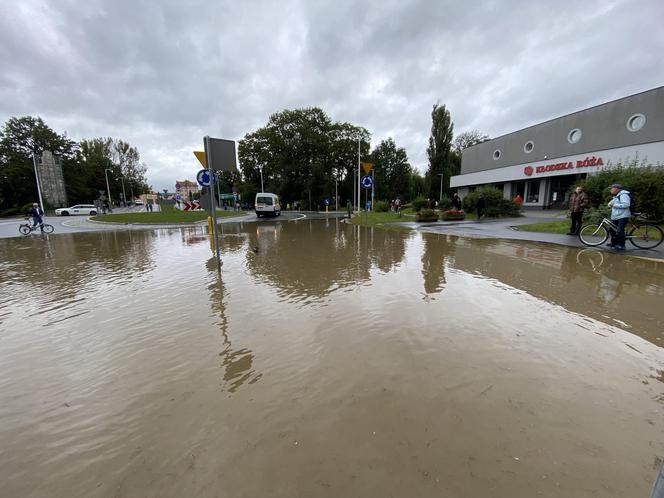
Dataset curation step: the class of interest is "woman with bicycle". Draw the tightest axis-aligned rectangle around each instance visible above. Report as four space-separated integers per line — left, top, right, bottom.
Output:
607 183 631 251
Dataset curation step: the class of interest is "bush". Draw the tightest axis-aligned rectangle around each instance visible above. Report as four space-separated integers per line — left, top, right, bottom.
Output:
411 196 428 211
462 187 521 218
441 209 466 221
160 204 176 214
374 200 389 212
576 159 664 220
416 208 438 222
438 196 453 210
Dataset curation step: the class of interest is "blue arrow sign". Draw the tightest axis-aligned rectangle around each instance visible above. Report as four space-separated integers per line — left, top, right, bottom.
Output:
324 198 330 205
361 175 373 189
197 169 211 187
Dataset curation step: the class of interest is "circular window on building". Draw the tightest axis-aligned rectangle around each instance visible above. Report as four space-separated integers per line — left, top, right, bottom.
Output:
568 128 582 144
524 141 534 153
493 149 501 160
627 113 646 132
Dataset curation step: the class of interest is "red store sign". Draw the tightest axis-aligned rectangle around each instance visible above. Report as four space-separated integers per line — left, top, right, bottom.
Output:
524 156 604 177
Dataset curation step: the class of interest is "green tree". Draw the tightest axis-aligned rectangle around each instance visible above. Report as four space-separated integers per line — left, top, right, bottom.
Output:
371 138 412 201
425 103 454 199
0 116 76 211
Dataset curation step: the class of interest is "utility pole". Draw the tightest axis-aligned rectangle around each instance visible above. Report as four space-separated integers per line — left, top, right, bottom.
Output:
104 168 113 211
259 166 264 192
357 138 361 213
32 153 44 212
438 173 444 201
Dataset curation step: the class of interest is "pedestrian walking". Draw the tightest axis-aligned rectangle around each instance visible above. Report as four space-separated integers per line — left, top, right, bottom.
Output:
452 193 462 211
346 200 352 219
607 183 631 250
475 194 486 220
567 186 588 235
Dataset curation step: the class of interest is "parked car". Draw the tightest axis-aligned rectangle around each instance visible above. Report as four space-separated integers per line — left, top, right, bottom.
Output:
255 193 281 217
134 199 144 205
55 204 98 216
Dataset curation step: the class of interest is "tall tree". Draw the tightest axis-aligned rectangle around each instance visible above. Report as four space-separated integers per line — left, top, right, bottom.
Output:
425 103 454 199
371 138 412 201
453 130 489 153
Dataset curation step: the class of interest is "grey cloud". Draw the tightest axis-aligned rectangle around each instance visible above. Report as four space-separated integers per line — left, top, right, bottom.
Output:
1 0 662 191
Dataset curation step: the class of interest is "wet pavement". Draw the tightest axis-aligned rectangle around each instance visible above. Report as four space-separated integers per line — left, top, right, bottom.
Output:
0 220 663 498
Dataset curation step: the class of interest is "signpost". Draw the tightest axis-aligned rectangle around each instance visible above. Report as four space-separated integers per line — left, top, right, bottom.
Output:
361 175 373 189
324 197 330 213
183 200 201 211
197 169 211 187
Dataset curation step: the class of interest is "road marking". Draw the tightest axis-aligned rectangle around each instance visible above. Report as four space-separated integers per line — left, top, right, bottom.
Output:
288 214 307 222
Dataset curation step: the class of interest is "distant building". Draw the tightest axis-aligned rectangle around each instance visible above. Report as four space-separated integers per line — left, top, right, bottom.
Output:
451 86 664 208
38 150 68 208
175 180 200 200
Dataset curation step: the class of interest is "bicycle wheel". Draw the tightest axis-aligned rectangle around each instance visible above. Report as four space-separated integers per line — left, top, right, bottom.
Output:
42 224 54 234
629 223 663 249
19 224 31 235
578 224 609 246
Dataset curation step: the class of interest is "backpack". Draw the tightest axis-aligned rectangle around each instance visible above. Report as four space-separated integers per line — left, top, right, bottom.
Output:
626 192 636 214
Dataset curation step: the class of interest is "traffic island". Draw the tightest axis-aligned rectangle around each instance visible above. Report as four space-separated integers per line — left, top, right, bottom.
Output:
90 211 247 225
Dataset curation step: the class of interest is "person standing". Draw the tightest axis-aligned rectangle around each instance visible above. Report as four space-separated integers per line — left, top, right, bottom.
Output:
607 183 631 250
475 194 485 220
567 186 588 235
452 193 462 211
513 194 523 206
28 203 44 229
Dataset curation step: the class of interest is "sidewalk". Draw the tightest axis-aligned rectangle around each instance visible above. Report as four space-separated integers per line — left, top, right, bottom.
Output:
397 211 664 260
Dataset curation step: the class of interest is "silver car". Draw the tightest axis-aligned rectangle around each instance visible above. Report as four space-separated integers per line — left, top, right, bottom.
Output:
55 204 98 216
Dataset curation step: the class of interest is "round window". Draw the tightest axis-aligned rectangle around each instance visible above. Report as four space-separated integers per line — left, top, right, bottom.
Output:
524 141 534 153
627 113 646 132
493 149 501 160
568 128 582 144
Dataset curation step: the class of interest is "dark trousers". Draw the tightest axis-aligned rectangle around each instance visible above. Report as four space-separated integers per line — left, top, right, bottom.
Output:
570 211 583 234
610 217 628 247
477 208 483 219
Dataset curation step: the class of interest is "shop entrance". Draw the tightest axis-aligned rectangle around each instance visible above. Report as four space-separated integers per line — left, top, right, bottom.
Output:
548 175 579 208
511 181 525 199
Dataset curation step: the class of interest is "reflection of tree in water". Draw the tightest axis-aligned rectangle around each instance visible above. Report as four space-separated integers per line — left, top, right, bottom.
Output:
0 231 157 296
242 220 407 299
206 263 261 393
420 233 454 295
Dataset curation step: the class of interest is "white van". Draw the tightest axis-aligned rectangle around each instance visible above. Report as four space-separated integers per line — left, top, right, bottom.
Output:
255 193 281 217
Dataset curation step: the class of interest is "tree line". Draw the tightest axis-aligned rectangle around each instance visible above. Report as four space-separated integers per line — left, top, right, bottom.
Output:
237 106 488 209
0 116 149 215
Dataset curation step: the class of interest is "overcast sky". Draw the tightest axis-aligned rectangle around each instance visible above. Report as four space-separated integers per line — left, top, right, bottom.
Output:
1 0 662 192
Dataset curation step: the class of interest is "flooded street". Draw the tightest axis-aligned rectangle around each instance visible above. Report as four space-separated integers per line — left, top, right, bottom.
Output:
1 220 663 498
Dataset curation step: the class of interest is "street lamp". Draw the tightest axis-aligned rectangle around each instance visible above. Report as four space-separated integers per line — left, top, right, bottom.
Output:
118 175 127 206
438 173 444 201
258 165 265 193
104 168 113 211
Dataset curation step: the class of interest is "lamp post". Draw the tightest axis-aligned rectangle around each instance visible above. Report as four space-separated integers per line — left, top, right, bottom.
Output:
32 153 44 212
438 173 444 201
104 168 113 212
258 166 264 193
119 176 127 206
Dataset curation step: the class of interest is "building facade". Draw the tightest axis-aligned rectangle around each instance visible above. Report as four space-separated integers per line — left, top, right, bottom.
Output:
175 180 200 201
38 150 68 208
450 87 664 208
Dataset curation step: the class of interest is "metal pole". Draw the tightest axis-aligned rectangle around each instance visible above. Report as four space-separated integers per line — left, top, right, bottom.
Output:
205 136 221 272
335 176 338 212
121 176 127 206
104 168 112 211
439 173 444 201
32 154 44 212
371 167 375 212
259 166 264 193
357 138 361 213
216 171 221 207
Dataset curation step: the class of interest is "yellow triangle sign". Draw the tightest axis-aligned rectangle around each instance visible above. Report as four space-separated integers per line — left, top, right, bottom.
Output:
362 162 374 175
193 150 206 167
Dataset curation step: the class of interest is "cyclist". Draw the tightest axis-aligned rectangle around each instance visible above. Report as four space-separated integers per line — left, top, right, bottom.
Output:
607 183 631 250
28 203 44 231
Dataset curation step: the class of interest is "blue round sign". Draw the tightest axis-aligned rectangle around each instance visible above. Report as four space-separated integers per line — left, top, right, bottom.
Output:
197 169 211 187
324 198 330 205
361 175 373 189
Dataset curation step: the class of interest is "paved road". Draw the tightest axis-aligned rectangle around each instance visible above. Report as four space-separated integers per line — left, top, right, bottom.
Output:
0 210 346 239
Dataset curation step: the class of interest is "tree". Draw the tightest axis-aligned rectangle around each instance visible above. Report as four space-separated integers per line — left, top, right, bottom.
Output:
0 116 76 211
425 103 454 199
453 130 489 153
370 138 412 201
238 107 370 209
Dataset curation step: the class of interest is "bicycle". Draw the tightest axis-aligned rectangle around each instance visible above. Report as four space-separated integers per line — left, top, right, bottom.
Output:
578 214 663 249
19 218 54 235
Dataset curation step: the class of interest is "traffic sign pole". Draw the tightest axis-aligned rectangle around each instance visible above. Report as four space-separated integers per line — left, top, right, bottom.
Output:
204 136 221 272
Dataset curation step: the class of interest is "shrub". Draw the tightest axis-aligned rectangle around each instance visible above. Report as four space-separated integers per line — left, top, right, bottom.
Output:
160 204 176 214
411 196 428 211
416 208 438 222
462 187 521 218
374 200 389 212
438 196 453 210
441 209 465 221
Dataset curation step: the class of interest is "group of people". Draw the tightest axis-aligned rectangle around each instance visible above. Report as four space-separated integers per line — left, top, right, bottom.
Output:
567 183 632 250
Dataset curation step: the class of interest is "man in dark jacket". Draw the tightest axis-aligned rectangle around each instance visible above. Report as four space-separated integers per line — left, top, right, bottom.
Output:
475 195 486 220
567 186 588 235
28 203 44 229
452 193 462 211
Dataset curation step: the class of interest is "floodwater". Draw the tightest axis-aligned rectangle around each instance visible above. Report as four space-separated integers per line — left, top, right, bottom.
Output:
1 220 663 498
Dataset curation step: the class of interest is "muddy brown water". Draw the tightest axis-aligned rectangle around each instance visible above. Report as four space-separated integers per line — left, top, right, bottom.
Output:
0 220 663 498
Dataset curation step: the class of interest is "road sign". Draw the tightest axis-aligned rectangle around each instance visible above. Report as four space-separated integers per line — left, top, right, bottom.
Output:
197 169 211 187
193 151 206 167
362 162 374 175
183 200 201 211
324 198 330 206
198 191 217 215
204 137 237 172
361 175 373 189
176 194 182 201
